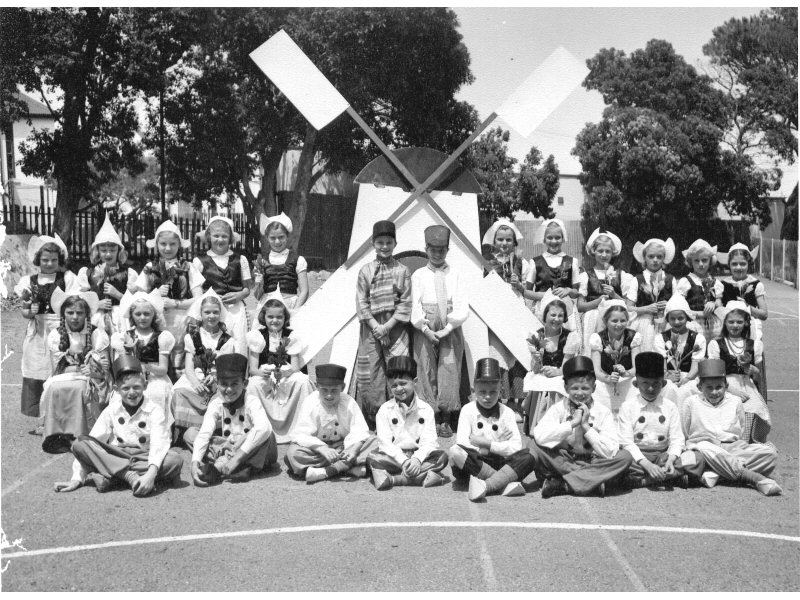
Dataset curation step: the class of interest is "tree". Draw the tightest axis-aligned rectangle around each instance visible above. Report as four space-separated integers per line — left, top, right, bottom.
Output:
156 8 477 252
704 7 797 163
0 8 146 243
573 40 774 269
517 147 560 219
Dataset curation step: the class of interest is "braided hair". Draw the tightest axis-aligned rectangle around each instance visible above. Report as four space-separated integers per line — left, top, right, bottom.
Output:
57 295 93 354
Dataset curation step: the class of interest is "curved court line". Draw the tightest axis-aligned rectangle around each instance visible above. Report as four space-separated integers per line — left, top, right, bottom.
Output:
2 521 798 560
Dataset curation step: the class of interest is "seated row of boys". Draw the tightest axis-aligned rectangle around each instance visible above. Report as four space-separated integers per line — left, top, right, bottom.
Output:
55 347 782 499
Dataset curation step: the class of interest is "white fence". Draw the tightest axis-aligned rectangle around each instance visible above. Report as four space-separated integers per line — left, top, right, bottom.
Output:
757 236 798 288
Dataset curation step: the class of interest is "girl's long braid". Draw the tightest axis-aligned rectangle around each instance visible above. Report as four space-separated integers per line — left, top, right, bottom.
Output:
57 315 70 352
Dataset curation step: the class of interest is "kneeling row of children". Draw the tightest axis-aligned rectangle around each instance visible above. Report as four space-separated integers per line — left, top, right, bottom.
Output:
55 350 781 500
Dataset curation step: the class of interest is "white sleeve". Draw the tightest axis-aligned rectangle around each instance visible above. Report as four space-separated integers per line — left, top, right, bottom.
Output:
706 339 721 360
184 334 196 356
692 334 707 361
240 255 252 281
187 263 205 293
564 331 581 358
76 267 91 292
570 257 580 286
653 333 667 357
134 264 153 292
13 275 32 298
676 277 690 297
588 333 603 353
246 330 267 355
533 402 573 448
754 281 766 298
296 255 308 274
238 395 272 455
622 272 637 302
488 407 523 456
578 272 589 297
191 400 221 463
158 331 176 354
754 340 763 364
630 331 642 349
192 257 204 273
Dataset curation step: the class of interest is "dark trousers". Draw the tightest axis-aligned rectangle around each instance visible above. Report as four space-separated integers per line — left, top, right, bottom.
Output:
627 449 706 482
451 445 536 482
72 435 183 482
528 443 633 495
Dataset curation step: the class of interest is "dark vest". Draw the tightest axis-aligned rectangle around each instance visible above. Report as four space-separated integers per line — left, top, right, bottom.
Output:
533 255 573 292
685 276 717 311
538 327 571 367
87 265 129 306
635 273 674 307
586 268 622 302
661 329 699 373
130 329 161 364
54 324 96 375
484 251 523 285
717 337 755 376
721 279 760 309
31 273 67 314
598 328 636 374
200 253 244 295
257 328 293 367
147 259 192 300
191 328 232 373
264 252 299 295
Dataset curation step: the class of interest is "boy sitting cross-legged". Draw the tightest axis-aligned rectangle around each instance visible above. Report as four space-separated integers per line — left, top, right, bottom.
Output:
529 355 633 498
367 356 449 490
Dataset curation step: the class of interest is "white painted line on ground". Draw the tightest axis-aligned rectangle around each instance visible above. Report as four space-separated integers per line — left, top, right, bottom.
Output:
1 454 66 498
767 389 799 392
468 503 497 590
768 310 798 318
3 521 799 560
1 383 22 386
579 497 646 591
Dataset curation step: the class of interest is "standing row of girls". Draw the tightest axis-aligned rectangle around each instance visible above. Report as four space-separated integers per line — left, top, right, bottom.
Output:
16 212 314 452
481 217 770 445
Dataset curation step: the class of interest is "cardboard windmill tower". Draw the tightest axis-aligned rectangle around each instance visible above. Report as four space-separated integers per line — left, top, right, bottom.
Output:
251 30 588 389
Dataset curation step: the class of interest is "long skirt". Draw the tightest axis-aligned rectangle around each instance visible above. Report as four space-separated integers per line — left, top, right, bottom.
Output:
726 373 771 442
164 306 189 373
21 313 60 416
144 370 174 427
170 375 214 430
631 313 667 353
222 299 249 355
413 303 465 414
40 373 106 454
247 372 316 443
592 376 634 415
580 309 600 358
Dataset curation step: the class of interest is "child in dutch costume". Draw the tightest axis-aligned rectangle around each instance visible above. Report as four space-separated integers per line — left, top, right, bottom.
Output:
676 239 724 343
411 225 469 438
482 218 530 420
706 301 771 443
253 212 309 313
187 353 278 485
523 292 581 433
170 290 238 444
355 220 412 429
653 295 706 408
367 356 449 490
285 364 378 483
40 290 111 454
76 214 138 335
192 216 251 354
111 291 175 422
630 237 675 351
588 300 641 414
577 228 636 357
54 355 183 496
529 356 633 499
617 352 705 488
718 244 767 341
134 220 204 376
15 234 77 425
681 359 781 496
448 358 536 502
245 292 315 444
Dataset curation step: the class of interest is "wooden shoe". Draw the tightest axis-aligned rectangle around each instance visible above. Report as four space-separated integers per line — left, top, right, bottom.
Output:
422 471 445 488
305 467 328 483
501 482 525 497
701 471 719 488
348 465 367 478
756 478 782 496
372 469 392 491
541 477 568 499
468 476 487 501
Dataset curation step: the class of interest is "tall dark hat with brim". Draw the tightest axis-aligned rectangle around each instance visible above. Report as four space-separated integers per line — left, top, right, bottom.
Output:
387 356 417 378
372 220 396 240
635 352 665 379
562 356 595 381
215 353 248 379
425 225 450 246
113 355 143 381
474 358 501 382
697 359 726 379
316 363 347 386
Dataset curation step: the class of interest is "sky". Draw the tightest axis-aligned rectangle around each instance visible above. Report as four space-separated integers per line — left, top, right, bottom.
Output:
451 6 769 174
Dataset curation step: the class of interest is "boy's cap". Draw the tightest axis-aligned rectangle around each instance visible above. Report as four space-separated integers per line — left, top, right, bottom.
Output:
387 355 416 378
315 363 347 385
215 353 248 378
113 355 143 381
372 220 396 240
697 359 726 379
474 358 501 382
635 352 665 378
425 225 450 246
562 356 595 381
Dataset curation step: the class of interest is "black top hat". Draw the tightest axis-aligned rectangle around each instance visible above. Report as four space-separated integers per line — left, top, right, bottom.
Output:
425 225 450 246
372 220 396 240
386 355 417 378
635 352 665 379
474 357 501 382
215 353 248 379
112 355 143 381
697 359 726 379
562 356 595 381
315 363 347 385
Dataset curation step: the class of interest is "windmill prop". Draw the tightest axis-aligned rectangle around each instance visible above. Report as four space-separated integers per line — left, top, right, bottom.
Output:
250 30 588 387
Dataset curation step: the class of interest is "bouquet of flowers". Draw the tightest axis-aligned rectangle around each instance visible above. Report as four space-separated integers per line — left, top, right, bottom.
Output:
603 338 630 394
646 271 665 325
736 350 753 372
195 347 218 398
144 259 189 299
734 280 755 302
604 266 618 289
701 275 716 304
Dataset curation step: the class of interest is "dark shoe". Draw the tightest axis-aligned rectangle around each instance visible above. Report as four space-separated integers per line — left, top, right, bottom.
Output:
622 475 643 490
680 474 690 489
89 472 113 493
541 477 568 499
229 466 252 482
597 482 606 498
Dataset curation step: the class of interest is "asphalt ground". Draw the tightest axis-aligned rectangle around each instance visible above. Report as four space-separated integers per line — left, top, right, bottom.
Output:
1 280 798 592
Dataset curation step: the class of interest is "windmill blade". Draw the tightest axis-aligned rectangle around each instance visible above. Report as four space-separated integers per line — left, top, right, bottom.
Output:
250 29 350 131
496 46 589 138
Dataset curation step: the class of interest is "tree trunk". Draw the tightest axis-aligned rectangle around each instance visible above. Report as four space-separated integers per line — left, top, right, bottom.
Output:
284 124 318 252
54 180 79 248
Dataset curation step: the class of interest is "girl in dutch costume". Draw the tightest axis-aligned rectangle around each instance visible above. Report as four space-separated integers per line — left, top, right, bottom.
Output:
706 301 771 443
523 292 581 433
653 294 706 408
630 237 675 352
252 212 309 314
15 234 77 424
246 291 315 443
170 289 238 443
676 239 724 343
76 214 138 335
40 289 111 454
192 216 251 354
111 291 175 422
134 220 204 376
482 218 530 419
577 228 636 357
588 300 641 414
